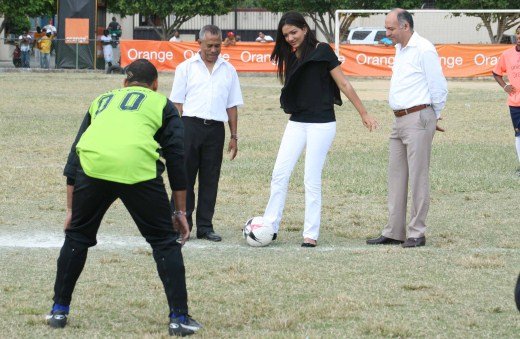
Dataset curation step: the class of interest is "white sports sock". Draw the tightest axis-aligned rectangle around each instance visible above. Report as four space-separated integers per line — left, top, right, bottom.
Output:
516 136 520 162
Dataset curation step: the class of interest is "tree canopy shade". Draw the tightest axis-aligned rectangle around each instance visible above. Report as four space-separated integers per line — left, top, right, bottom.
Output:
259 0 423 42
435 0 520 43
108 0 235 41
0 0 54 36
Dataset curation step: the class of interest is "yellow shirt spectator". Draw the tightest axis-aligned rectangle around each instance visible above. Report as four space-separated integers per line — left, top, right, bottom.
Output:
40 35 52 54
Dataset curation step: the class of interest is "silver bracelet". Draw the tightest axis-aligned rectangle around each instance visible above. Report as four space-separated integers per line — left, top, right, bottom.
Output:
173 210 186 217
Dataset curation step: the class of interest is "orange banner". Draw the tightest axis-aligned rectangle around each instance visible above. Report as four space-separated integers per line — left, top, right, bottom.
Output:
120 41 511 78
65 18 89 44
120 41 277 73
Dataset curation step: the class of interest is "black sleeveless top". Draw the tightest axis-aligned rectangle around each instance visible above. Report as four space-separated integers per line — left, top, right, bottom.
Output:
280 43 342 123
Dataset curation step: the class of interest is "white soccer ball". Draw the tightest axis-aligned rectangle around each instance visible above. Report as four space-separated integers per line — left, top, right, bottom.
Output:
243 216 273 247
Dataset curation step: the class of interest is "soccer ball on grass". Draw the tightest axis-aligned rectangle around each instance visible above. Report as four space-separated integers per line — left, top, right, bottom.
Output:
242 216 273 247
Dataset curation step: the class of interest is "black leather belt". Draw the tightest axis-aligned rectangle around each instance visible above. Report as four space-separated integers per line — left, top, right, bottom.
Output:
185 116 222 125
393 104 431 117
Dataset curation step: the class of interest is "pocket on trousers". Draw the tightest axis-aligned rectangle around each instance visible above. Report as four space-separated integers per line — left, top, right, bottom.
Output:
419 109 434 129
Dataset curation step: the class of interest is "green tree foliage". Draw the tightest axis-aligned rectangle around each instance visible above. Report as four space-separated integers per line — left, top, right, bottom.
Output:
435 0 520 43
236 0 261 8
259 0 422 42
108 0 234 41
0 0 54 36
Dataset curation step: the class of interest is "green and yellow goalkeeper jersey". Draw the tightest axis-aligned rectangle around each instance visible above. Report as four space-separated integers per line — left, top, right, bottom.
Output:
76 86 167 184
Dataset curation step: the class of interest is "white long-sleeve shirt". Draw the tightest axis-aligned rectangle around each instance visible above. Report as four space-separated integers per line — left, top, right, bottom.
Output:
169 53 243 122
389 32 448 118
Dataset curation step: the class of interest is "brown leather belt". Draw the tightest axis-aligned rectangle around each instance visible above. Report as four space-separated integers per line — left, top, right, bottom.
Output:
393 104 430 117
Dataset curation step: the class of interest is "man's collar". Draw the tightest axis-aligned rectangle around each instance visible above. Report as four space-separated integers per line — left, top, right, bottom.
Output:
407 31 420 47
396 31 419 50
190 52 225 69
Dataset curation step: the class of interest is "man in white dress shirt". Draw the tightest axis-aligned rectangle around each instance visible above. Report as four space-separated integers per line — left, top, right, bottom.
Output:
367 8 447 248
169 24 243 242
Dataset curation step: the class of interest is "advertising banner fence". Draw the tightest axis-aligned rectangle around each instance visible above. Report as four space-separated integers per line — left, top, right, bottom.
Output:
120 41 510 77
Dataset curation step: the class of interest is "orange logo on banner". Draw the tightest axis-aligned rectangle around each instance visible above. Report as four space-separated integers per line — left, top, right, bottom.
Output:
120 41 511 77
65 18 89 44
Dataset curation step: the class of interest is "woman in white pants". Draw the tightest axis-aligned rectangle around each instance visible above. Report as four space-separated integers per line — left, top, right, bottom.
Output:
264 11 378 247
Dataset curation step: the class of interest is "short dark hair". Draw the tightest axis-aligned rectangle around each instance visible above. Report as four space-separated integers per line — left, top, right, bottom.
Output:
125 59 158 85
396 10 414 30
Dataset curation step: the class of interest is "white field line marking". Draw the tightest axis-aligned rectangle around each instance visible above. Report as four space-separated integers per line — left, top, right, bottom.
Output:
0 232 518 253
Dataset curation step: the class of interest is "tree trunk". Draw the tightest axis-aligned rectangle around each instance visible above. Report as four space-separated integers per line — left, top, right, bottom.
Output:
478 15 496 43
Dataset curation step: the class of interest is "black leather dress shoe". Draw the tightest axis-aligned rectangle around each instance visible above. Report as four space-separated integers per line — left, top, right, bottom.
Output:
401 237 426 248
197 231 222 242
366 235 404 245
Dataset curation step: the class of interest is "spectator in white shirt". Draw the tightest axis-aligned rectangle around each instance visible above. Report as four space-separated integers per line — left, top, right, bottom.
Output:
169 24 243 242
169 30 182 42
256 31 273 43
367 8 447 248
100 30 113 68
18 31 32 68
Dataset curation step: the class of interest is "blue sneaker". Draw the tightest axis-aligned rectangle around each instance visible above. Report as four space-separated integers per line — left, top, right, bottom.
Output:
169 314 202 336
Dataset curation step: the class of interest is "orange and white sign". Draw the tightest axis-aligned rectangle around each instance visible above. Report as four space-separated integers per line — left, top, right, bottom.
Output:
65 18 89 44
120 41 277 72
120 40 511 78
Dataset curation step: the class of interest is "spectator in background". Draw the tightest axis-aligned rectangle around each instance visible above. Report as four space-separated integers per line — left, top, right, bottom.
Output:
235 34 242 42
101 29 113 68
40 29 53 69
33 26 44 63
107 16 122 47
379 36 393 45
256 31 274 43
18 31 32 68
12 45 22 68
223 31 237 46
107 17 121 37
44 21 57 36
39 27 49 66
44 22 57 56
169 30 182 42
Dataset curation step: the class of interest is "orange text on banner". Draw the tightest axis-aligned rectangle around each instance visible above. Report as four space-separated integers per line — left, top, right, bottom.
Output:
120 40 511 77
65 18 89 45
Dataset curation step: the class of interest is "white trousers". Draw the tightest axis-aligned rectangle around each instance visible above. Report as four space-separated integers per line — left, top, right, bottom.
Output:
263 120 336 240
516 136 520 162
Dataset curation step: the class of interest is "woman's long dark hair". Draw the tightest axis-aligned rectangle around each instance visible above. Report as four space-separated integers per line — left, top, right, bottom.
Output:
271 11 319 83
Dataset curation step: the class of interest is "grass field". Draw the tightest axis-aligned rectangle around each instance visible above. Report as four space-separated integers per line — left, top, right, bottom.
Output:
0 71 519 338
